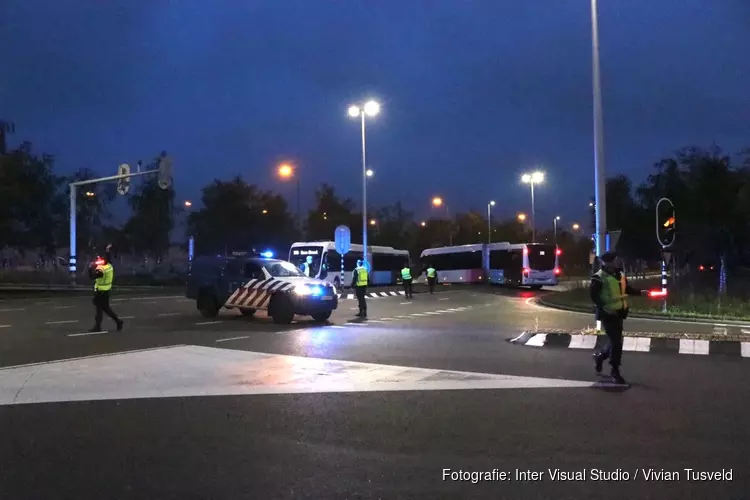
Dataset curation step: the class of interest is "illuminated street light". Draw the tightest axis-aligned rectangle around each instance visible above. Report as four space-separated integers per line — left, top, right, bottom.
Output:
487 200 496 244
521 171 544 242
184 200 192 208
276 163 300 223
369 219 376 226
366 169 374 177
432 196 443 207
262 209 268 215
85 191 95 197
420 221 426 227
348 98 381 268
431 196 453 245
517 213 527 222
572 223 580 230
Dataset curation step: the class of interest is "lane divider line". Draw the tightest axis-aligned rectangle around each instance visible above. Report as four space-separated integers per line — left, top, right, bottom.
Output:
439 298 450 301
68 331 107 337
54 306 74 309
157 312 180 317
120 316 136 319
0 308 26 312
0 325 11 329
195 321 223 325
46 320 79 325
215 336 249 343
399 302 411 305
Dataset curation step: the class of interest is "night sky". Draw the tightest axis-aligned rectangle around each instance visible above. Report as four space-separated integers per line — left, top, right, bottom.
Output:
2 0 749 230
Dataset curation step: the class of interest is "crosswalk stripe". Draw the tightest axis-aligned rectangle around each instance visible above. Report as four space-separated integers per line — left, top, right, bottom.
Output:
568 335 597 349
679 339 710 355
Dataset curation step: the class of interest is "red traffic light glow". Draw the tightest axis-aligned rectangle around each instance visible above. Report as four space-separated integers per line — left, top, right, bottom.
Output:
663 216 675 228
648 289 667 298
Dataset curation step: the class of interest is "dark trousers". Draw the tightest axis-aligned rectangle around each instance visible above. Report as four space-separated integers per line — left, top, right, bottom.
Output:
355 286 367 316
93 290 120 329
598 314 624 369
402 278 413 298
427 277 436 293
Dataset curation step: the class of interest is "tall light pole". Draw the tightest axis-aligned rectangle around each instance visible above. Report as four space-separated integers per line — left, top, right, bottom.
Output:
487 200 495 244
553 216 560 245
521 171 544 243
432 196 453 245
348 100 380 267
591 0 607 257
277 163 300 225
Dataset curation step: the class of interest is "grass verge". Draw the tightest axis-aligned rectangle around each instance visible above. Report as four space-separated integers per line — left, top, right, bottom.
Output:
542 283 750 322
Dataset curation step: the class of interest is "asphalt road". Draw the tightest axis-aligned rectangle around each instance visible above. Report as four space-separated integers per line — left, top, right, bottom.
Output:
1 287 747 498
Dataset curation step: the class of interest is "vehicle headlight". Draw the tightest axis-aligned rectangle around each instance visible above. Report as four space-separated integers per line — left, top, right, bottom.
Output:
294 285 312 295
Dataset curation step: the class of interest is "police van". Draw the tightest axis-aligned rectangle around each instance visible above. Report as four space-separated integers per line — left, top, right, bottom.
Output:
186 251 338 324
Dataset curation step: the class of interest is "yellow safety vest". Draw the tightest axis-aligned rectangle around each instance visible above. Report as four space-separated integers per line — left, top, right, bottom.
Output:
354 267 368 287
595 270 625 314
426 267 436 278
94 263 114 292
401 268 411 280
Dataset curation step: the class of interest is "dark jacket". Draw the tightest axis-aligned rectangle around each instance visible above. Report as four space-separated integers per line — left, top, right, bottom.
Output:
590 269 641 319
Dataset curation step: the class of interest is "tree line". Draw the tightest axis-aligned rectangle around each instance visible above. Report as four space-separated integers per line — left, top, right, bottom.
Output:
3 128 749 273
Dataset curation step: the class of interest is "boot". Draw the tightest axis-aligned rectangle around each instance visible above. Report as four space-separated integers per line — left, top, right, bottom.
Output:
116 319 124 331
593 352 604 374
611 369 627 385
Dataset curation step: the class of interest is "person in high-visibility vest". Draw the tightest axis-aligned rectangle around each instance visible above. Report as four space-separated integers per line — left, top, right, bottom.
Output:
425 264 437 294
590 251 646 385
88 244 123 333
400 262 413 299
350 259 369 318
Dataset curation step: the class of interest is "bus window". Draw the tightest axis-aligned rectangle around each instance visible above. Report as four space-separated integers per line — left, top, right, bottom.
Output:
290 246 323 276
528 245 556 270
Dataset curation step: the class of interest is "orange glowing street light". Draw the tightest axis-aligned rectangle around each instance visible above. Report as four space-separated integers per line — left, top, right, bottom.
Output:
276 163 299 222
431 196 443 207
420 221 426 227
369 219 376 226
572 223 580 230
517 213 527 222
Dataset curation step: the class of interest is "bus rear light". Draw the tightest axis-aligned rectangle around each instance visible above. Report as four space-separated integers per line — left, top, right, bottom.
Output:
554 268 561 275
523 267 530 276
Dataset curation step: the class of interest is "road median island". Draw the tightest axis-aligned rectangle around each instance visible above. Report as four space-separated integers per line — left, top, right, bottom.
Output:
538 284 750 325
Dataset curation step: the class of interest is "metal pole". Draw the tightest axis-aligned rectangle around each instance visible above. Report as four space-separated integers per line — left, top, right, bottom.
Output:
487 203 491 244
360 112 368 267
530 182 536 243
69 184 77 285
661 254 667 312
553 218 557 246
340 255 344 291
591 0 607 257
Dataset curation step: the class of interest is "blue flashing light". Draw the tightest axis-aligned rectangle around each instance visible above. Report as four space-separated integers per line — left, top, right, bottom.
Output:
261 251 274 258
310 285 323 296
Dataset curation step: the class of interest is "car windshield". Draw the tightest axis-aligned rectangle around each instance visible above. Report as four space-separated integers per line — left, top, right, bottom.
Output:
262 260 306 277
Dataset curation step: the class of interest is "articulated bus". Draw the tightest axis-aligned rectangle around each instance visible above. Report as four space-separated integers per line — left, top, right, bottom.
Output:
486 242 560 288
418 244 486 284
419 242 560 288
289 241 410 288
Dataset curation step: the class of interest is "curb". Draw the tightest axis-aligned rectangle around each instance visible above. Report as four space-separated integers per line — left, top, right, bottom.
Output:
536 297 750 327
509 330 749 356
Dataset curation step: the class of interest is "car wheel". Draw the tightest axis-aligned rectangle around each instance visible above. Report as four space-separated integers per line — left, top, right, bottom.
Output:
270 295 295 324
240 308 256 317
198 291 220 318
311 311 332 322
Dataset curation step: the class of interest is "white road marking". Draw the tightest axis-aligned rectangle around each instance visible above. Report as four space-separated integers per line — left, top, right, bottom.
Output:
68 331 107 337
344 322 369 326
439 297 450 301
46 320 79 325
367 320 385 323
54 306 74 309
568 335 597 349
195 321 222 325
216 336 249 343
410 313 429 317
424 312 442 315
678 339 710 355
0 308 26 312
0 325 11 329
120 316 135 319
157 312 180 317
349 308 359 311
330 325 346 329
623 336 651 352
741 343 750 358
380 317 394 321
141 301 158 305
713 326 728 335
399 302 411 305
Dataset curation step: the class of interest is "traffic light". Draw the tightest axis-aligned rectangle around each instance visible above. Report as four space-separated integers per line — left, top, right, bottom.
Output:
158 152 172 190
656 199 675 247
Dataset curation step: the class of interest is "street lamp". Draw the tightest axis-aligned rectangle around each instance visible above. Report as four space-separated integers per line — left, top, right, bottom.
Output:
572 223 580 231
553 216 560 245
521 171 544 242
184 200 192 208
348 99 380 267
431 196 453 245
591 0 607 257
369 219 376 226
420 221 426 227
84 191 95 198
262 209 268 215
487 200 495 244
517 213 527 222
277 163 300 224
366 169 374 177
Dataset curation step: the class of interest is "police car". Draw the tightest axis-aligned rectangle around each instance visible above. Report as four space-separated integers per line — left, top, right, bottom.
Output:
186 251 338 324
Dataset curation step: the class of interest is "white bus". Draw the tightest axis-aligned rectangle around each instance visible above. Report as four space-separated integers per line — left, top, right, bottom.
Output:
487 242 560 288
289 241 410 288
419 244 486 284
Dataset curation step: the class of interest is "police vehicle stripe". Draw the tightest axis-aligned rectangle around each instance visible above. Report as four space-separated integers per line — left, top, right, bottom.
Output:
249 292 268 309
240 290 259 307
